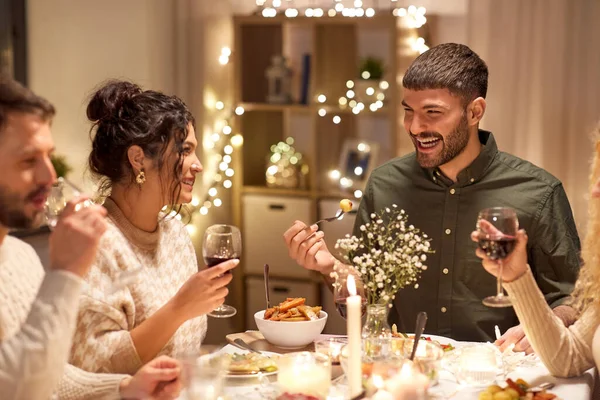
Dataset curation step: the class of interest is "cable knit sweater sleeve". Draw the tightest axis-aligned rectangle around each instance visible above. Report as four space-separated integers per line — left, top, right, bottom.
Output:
69 248 143 375
504 268 599 377
0 269 82 400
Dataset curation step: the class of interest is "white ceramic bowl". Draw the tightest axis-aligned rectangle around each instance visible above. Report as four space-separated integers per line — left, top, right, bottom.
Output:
254 310 328 349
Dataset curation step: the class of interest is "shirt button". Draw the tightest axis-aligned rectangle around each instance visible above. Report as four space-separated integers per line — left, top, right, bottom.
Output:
441 307 447 313
443 268 449 274
470 178 475 183
450 189 456 195
445 228 452 235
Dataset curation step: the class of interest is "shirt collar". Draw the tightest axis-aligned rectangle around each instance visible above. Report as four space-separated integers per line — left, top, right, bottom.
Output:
425 130 498 186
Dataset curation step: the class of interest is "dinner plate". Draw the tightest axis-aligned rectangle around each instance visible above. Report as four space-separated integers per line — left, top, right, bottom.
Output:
215 347 281 379
400 333 460 350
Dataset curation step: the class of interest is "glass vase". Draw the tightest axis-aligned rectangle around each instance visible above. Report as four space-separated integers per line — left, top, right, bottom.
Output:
361 303 392 360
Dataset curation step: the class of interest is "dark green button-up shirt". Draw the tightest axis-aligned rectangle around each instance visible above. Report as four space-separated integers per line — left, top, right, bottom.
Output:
353 131 581 342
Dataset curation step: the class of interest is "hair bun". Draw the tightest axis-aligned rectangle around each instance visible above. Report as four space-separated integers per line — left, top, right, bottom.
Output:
86 80 142 122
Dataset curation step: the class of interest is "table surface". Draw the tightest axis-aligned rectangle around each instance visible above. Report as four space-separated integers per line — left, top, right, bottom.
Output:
203 331 596 400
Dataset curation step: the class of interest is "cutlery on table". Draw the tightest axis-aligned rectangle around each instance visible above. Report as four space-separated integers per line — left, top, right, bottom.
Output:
264 264 271 309
233 338 261 354
409 311 428 361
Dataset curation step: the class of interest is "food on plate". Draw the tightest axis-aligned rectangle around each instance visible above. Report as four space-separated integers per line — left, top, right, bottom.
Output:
226 352 278 375
277 394 319 400
264 298 322 321
478 379 557 400
391 324 455 352
339 199 353 213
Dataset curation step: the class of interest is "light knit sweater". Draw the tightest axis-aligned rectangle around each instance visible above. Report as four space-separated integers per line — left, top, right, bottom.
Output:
0 235 126 400
504 268 599 377
70 198 207 374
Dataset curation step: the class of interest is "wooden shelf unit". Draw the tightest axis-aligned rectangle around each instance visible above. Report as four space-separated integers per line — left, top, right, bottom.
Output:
229 14 422 331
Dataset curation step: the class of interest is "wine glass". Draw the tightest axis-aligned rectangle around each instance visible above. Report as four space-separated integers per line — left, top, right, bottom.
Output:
476 207 519 308
45 177 143 293
332 265 367 319
202 224 241 318
45 177 93 228
181 345 231 400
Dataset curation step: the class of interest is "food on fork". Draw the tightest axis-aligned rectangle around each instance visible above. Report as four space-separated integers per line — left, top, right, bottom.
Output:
339 199 353 213
264 297 322 321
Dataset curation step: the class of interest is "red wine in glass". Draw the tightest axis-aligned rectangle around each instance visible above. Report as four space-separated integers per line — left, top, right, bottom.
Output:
477 207 519 308
204 256 239 274
334 297 367 319
477 235 517 261
203 224 241 318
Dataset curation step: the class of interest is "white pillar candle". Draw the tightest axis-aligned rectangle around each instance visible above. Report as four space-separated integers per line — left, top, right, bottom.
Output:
346 275 363 398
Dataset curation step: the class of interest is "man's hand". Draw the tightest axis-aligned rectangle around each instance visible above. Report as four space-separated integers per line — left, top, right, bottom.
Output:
120 356 181 400
49 196 107 277
283 220 336 276
495 325 533 354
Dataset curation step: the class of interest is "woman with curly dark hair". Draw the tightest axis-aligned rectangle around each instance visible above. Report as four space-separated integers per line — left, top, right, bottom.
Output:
69 80 237 375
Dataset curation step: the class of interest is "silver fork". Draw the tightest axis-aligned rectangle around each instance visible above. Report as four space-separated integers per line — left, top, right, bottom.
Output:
313 209 346 225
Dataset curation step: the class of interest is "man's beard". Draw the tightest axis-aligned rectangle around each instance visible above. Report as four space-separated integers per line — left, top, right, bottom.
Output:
413 114 470 169
0 183 47 229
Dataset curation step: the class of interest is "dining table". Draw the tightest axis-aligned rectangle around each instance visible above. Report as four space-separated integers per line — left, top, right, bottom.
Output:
185 330 597 400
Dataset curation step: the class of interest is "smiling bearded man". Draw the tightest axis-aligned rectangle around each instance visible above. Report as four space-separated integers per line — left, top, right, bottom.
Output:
283 43 580 351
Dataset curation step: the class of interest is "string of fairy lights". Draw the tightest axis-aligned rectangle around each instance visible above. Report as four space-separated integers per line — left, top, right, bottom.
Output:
180 2 429 228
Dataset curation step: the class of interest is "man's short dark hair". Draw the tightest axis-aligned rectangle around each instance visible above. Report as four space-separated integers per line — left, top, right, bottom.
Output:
402 43 488 106
0 75 55 133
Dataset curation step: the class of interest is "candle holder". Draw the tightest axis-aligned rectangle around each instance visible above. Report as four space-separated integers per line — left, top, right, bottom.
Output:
277 352 331 399
314 338 348 365
400 339 444 386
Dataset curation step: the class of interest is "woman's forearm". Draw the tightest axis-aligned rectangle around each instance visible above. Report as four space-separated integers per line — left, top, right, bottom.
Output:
130 300 185 364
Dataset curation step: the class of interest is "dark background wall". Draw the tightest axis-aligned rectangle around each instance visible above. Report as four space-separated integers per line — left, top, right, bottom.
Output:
0 0 27 84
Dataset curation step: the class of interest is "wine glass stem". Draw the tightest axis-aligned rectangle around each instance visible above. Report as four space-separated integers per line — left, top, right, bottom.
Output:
497 260 504 297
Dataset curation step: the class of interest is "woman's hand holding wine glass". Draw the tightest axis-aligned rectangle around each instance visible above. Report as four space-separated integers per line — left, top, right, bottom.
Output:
472 207 525 307
202 224 242 318
170 259 238 322
471 225 529 284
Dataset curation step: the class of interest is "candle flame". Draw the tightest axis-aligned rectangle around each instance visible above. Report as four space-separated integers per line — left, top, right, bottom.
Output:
347 274 357 296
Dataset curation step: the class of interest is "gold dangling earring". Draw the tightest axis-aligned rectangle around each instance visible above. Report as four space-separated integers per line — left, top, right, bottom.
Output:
136 170 146 185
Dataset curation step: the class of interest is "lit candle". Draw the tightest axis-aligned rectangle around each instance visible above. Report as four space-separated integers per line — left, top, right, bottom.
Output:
386 362 428 400
347 275 362 398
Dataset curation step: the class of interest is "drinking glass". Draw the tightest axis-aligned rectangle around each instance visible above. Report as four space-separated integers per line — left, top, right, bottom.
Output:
181 346 231 400
455 345 499 387
45 177 92 228
332 265 367 319
202 224 241 318
476 207 519 308
45 177 142 293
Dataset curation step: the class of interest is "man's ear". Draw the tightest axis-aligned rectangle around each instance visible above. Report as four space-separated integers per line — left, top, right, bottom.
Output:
468 97 486 126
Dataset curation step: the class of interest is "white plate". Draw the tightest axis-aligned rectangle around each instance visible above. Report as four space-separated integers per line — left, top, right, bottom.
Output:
401 333 460 349
216 346 281 379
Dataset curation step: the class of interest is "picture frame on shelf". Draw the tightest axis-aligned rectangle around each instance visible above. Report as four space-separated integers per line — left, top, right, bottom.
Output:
338 138 379 191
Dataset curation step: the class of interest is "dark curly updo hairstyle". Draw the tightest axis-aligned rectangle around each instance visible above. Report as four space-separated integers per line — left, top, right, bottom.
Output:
87 80 195 205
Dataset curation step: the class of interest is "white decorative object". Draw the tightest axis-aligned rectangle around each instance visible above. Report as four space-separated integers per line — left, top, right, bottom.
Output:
347 275 363 398
265 55 292 104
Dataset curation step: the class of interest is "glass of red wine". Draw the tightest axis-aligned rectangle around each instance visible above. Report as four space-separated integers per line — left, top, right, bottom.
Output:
202 224 241 318
332 266 367 319
476 207 519 308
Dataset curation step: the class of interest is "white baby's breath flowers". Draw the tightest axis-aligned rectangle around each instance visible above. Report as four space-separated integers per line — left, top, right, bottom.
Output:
332 205 434 306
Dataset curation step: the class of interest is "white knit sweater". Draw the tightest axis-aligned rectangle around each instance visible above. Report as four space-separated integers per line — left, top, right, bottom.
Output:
69 198 207 374
0 235 125 400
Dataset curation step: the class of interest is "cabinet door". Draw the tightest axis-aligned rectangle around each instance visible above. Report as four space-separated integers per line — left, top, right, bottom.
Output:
245 277 319 329
243 194 312 278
